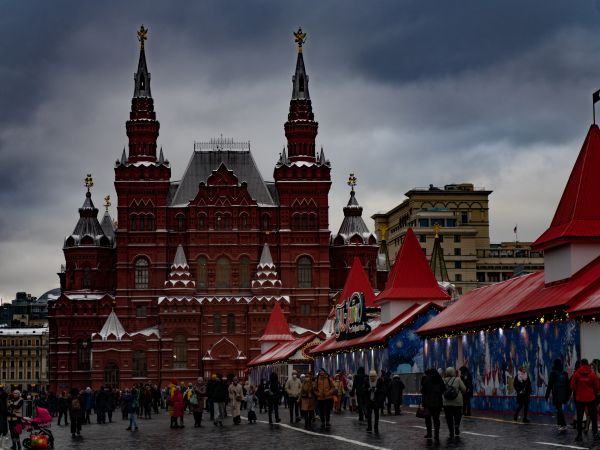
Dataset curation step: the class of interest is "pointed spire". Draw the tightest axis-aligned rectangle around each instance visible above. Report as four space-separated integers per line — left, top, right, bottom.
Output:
65 175 110 248
429 226 449 282
281 147 287 164
292 28 310 101
158 147 164 164
258 302 294 342
173 244 188 268
134 25 151 98
333 175 376 245
120 147 127 164
164 245 195 292
97 310 127 340
319 146 325 164
258 243 275 268
376 228 450 303
339 257 377 308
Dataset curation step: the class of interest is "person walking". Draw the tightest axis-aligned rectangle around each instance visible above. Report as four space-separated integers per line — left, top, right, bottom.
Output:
459 366 473 416
257 379 267 414
212 376 228 427
571 358 600 441
332 373 344 414
285 370 302 423
245 386 258 424
442 367 466 441
106 387 115 423
206 374 217 421
351 367 367 422
300 373 316 430
229 378 244 425
95 386 108 424
68 389 83 438
83 387 93 425
364 369 386 434
421 368 445 442
513 365 532 423
390 374 405 415
545 359 571 433
170 386 184 429
314 368 333 430
7 390 23 450
192 378 206 427
267 372 282 424
123 389 139 432
57 391 69 426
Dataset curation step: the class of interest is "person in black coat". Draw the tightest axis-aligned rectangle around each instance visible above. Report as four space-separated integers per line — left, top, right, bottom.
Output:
459 366 473 416
364 369 386 434
95 387 108 424
390 375 405 415
350 367 368 422
421 368 445 442
545 359 571 431
513 365 532 423
267 372 281 424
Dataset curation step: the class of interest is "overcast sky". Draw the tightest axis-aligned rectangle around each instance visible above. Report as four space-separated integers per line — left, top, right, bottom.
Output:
1 0 600 301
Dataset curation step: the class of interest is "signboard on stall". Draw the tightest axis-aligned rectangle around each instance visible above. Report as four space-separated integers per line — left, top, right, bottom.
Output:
334 292 371 340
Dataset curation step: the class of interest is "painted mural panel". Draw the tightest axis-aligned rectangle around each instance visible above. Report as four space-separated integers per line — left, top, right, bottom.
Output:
388 309 439 373
463 322 580 397
315 348 388 375
423 336 459 371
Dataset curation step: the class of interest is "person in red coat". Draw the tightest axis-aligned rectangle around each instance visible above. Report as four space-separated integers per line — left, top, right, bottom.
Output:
570 359 600 441
170 387 185 429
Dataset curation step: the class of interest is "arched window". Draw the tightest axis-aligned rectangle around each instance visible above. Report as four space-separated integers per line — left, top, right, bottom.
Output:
239 256 250 288
173 335 187 368
240 213 249 230
261 214 270 230
146 215 154 231
227 313 236 334
198 213 207 230
104 363 119 388
78 339 91 370
309 214 317 230
216 213 231 230
213 314 222 334
197 256 207 289
130 215 137 231
132 350 147 377
134 258 149 289
297 256 312 288
176 214 185 232
216 256 231 288
82 266 91 289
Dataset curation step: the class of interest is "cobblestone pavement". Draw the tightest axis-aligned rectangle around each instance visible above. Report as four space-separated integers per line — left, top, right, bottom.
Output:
31 406 600 450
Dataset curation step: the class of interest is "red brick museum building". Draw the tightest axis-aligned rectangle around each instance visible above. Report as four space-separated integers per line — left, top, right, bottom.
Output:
48 29 380 391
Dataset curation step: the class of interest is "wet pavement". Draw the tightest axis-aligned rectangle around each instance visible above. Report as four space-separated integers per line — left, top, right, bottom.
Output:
28 405 600 450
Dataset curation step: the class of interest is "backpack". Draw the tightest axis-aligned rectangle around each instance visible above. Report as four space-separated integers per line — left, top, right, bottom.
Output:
443 377 459 401
71 398 81 411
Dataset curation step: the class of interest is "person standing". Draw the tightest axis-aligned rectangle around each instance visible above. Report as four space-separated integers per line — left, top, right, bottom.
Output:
285 370 302 423
442 367 466 440
314 368 333 430
390 374 405 415
106 387 115 423
57 391 69 426
68 389 83 438
267 372 281 425
256 379 267 414
364 370 386 434
123 389 139 432
513 365 532 423
95 386 107 424
7 390 23 450
151 384 161 415
351 367 367 422
332 373 344 414
571 358 600 441
0 385 8 449
421 368 445 442
171 386 184 429
192 378 206 427
300 374 316 430
545 359 571 433
206 374 217 421
245 386 258 424
212 376 228 427
459 366 473 416
83 387 93 425
229 378 243 425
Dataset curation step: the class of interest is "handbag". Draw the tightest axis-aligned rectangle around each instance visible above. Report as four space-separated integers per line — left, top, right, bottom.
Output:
416 404 430 418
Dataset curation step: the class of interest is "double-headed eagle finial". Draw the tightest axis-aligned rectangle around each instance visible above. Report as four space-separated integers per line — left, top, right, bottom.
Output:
137 25 148 50
347 173 357 192
84 174 94 192
294 27 307 53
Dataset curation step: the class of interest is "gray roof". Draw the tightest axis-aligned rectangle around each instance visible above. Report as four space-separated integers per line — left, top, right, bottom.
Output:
173 244 188 268
170 150 276 206
65 192 112 248
100 211 116 242
97 310 127 340
258 243 275 269
334 191 376 244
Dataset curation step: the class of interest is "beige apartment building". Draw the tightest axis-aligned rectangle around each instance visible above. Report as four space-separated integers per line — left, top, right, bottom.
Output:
0 327 49 391
372 184 544 295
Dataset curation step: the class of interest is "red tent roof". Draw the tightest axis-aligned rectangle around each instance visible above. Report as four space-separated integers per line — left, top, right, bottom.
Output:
311 302 442 354
376 228 450 303
418 255 600 336
337 257 377 308
258 302 294 342
533 124 600 250
248 334 316 367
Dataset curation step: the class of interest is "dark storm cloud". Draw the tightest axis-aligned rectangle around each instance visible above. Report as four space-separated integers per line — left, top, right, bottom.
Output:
1 0 600 299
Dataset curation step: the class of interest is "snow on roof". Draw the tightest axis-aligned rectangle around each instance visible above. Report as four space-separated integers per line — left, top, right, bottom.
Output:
158 295 290 304
0 327 48 336
97 310 127 340
130 326 160 338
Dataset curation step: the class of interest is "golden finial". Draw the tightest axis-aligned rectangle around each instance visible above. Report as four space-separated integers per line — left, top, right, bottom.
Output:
433 223 441 238
104 195 111 212
84 174 94 192
378 225 388 241
137 25 148 50
293 27 307 53
347 173 357 192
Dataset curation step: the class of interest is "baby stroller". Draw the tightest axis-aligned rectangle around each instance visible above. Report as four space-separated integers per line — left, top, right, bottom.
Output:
21 407 54 449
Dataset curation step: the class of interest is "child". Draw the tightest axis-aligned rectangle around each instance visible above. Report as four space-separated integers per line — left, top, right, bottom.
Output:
246 386 258 424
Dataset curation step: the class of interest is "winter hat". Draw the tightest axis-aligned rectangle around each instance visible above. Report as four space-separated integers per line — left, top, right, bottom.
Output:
369 369 377 377
445 367 456 377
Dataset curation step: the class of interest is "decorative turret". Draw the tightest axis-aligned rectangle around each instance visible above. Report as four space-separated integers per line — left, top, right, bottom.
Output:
125 25 161 163
252 243 283 290
94 309 128 341
100 195 116 245
164 245 195 293
332 174 377 246
284 28 319 163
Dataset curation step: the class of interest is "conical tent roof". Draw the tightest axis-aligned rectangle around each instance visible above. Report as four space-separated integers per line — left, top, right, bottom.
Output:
338 257 376 308
98 310 127 340
534 124 600 250
377 228 449 302
258 302 294 342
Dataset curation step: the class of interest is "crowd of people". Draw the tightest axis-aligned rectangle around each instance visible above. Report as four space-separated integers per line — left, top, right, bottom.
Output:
1 358 600 448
